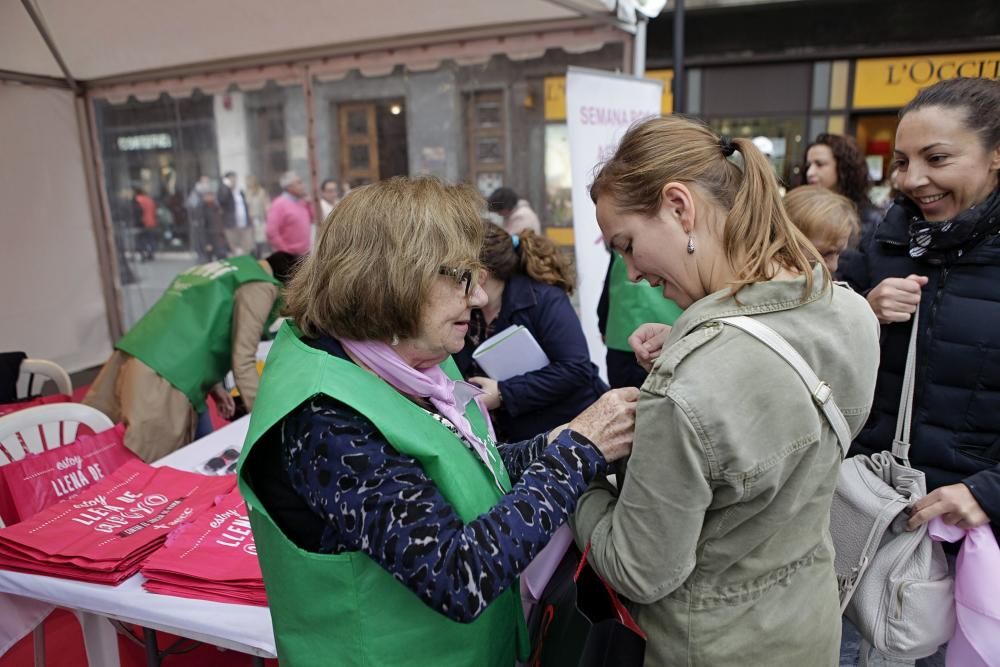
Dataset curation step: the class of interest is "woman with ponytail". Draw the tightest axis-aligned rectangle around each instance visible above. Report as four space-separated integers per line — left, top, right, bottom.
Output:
570 115 881 665
455 223 607 441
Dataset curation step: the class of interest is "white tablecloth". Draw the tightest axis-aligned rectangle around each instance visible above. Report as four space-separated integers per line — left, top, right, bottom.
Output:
0 415 276 663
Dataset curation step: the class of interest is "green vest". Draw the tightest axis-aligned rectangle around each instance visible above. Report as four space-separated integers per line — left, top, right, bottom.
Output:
237 323 530 667
605 252 684 351
116 256 280 411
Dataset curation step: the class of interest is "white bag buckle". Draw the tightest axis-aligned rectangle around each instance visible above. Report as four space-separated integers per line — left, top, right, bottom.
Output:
812 381 833 406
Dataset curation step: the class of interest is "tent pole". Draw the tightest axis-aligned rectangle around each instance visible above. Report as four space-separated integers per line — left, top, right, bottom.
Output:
76 94 125 341
672 0 686 113
633 16 648 77
20 0 79 93
301 66 322 228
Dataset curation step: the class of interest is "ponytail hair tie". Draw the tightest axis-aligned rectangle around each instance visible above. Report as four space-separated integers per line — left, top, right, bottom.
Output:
511 234 520 249
719 135 737 157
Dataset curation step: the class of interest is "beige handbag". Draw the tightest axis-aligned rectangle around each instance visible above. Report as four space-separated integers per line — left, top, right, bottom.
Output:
718 314 954 664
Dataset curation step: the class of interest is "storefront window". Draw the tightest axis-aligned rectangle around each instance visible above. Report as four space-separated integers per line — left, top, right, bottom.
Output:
706 116 807 188
94 93 218 328
544 124 572 228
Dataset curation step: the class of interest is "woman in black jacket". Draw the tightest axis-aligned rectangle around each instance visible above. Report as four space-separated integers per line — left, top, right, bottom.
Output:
455 223 607 441
842 76 1000 535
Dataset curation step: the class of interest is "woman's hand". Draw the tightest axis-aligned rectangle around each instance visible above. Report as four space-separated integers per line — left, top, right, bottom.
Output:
906 483 990 531
867 274 928 324
209 383 236 419
468 376 502 410
565 387 640 462
628 323 672 372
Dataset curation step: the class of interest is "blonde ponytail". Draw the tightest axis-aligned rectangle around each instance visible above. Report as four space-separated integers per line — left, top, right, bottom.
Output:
590 116 826 300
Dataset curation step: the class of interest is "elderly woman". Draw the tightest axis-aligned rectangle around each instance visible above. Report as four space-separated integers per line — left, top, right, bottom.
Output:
571 116 881 665
237 177 637 667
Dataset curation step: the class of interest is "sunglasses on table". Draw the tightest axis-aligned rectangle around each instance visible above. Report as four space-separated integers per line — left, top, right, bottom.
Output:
203 447 240 473
438 266 479 296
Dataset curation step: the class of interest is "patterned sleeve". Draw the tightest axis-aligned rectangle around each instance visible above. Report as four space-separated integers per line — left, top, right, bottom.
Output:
496 434 548 483
283 395 607 623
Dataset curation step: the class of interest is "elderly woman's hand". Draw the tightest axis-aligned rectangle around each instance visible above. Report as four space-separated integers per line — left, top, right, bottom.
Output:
628 323 671 372
565 387 640 462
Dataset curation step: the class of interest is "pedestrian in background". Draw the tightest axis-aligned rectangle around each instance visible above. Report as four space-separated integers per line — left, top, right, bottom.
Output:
487 187 541 235
266 171 313 255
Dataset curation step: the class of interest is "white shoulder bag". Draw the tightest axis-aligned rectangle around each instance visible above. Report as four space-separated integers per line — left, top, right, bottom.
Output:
717 314 954 664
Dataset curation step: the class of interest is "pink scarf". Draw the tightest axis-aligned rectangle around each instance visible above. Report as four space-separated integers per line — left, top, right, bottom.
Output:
339 339 497 471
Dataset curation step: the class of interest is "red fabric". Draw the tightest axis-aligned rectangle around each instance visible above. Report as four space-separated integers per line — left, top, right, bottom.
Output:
0 460 235 585
136 193 157 229
0 424 138 526
0 394 72 417
141 488 266 606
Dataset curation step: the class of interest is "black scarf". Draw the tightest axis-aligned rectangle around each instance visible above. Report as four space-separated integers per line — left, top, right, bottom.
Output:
907 186 1000 264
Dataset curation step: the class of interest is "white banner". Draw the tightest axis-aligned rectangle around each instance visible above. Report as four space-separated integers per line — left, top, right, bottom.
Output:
566 67 662 380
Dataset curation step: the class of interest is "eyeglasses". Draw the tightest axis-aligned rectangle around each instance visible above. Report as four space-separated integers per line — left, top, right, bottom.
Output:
439 266 477 296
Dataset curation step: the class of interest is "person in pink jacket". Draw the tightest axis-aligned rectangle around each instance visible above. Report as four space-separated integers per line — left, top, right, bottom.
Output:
266 171 313 254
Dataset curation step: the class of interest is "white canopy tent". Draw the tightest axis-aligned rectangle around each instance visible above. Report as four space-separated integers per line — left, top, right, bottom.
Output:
0 0 661 373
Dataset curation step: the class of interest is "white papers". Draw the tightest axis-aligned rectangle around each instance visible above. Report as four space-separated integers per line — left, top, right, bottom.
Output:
472 325 550 382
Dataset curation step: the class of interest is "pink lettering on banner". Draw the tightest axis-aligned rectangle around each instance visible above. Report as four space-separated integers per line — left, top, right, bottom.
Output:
579 106 655 127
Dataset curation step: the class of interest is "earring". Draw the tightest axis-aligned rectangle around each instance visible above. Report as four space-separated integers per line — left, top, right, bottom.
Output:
390 334 400 347
686 236 695 254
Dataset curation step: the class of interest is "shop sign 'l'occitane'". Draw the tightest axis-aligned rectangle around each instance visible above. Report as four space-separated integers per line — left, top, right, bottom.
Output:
854 51 1000 109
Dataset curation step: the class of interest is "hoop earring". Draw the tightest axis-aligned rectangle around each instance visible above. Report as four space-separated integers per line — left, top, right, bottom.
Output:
687 236 695 254
390 334 400 347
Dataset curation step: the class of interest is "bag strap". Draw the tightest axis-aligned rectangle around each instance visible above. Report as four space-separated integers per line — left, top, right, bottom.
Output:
891 310 919 465
716 316 852 458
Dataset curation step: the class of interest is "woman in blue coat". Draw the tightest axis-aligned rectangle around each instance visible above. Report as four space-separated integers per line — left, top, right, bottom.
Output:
456 223 607 441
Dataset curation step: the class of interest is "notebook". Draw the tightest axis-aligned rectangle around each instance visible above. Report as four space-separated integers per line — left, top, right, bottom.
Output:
471 324 550 381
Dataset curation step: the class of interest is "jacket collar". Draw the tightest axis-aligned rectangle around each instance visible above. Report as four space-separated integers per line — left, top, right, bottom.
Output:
874 198 914 247
668 264 829 343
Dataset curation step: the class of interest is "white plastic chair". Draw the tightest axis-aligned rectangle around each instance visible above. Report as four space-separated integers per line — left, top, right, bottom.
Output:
0 403 114 502
17 358 73 397
0 402 112 666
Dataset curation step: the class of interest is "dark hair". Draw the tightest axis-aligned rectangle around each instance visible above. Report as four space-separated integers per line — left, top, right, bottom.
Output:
223 171 236 179
265 252 302 284
802 133 873 212
480 222 574 294
320 179 339 194
900 77 1000 151
487 187 519 213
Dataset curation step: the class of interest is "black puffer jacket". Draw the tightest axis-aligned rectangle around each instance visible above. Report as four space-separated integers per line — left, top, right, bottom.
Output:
840 193 1000 522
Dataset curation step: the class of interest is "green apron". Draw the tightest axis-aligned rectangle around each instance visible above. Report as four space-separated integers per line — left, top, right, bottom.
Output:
605 252 683 351
116 256 280 411
237 323 530 666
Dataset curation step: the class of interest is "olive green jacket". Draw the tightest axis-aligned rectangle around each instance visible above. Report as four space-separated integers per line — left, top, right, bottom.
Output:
571 269 880 667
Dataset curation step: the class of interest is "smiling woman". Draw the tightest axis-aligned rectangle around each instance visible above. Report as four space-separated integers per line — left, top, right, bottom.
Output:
837 74 1000 667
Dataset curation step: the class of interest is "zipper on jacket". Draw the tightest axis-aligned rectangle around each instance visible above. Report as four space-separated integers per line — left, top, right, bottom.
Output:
927 266 950 335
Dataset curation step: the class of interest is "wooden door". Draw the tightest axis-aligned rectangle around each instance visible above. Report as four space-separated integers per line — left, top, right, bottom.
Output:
466 90 507 197
339 103 379 188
